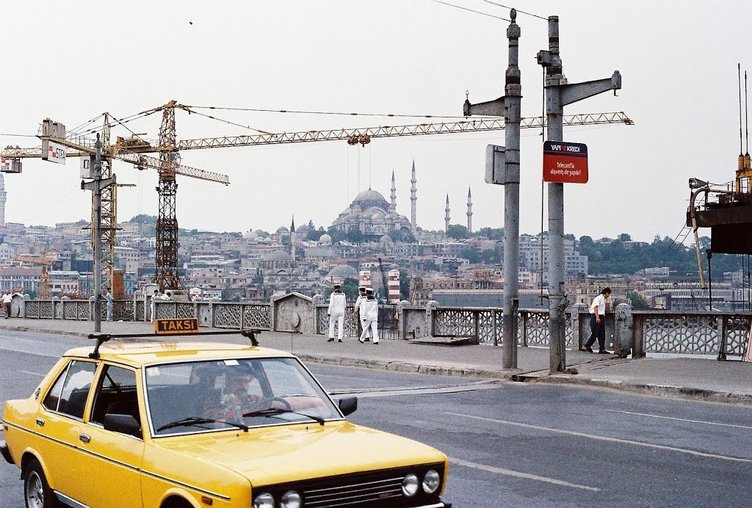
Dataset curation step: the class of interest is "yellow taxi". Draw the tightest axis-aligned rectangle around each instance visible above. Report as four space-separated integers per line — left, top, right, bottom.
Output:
1 336 451 508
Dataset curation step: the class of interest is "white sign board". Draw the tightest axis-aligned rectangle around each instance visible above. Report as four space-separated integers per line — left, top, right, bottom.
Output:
42 140 66 165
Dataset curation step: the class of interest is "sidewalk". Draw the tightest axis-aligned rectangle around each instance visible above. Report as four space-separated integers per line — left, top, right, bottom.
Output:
1 318 751 405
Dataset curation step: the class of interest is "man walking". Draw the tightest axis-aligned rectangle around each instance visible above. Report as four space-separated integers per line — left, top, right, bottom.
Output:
584 287 612 354
327 283 347 343
358 288 379 345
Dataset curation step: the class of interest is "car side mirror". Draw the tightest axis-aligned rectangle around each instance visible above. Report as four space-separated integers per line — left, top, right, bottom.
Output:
338 396 357 416
103 413 142 438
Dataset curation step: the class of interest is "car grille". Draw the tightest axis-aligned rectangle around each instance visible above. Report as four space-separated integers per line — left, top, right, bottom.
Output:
257 464 444 508
305 475 405 506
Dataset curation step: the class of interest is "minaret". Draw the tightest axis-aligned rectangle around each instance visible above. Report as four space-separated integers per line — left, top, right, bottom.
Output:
466 187 473 233
0 173 6 227
289 215 296 265
444 194 450 233
389 170 397 213
410 160 417 232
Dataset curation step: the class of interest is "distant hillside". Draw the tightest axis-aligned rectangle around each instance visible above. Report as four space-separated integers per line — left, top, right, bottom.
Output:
579 235 742 277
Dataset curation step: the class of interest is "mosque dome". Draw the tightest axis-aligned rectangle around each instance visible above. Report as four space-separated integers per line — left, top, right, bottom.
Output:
352 189 389 210
380 234 393 245
319 233 332 245
326 264 359 280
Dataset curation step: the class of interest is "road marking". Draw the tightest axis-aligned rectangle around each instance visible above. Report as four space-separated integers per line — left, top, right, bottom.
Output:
447 412 752 463
0 345 60 358
20 370 46 377
449 456 600 492
607 409 752 430
331 381 504 398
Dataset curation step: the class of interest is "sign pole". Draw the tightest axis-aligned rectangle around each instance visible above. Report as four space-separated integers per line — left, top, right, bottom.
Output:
537 16 622 373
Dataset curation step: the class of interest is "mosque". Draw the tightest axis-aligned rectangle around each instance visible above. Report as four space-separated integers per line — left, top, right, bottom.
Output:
330 161 474 241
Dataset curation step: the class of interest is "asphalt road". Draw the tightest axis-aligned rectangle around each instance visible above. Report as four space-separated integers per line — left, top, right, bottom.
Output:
1 331 751 507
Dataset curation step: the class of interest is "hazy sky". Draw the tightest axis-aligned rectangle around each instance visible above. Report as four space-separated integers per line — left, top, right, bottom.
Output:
1 0 749 242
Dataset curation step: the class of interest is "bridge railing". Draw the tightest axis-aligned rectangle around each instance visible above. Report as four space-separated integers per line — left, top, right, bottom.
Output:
15 297 751 358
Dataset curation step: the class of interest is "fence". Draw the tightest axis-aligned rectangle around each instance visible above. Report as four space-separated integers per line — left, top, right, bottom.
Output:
15 297 752 359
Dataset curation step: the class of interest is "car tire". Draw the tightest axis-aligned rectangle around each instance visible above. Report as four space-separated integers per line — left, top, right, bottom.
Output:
24 459 58 508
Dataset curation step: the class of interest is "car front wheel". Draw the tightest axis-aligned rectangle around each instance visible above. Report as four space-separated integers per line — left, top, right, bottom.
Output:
24 459 57 508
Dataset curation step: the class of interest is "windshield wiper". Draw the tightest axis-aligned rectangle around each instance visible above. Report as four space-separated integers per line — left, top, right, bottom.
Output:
157 416 249 432
242 407 326 426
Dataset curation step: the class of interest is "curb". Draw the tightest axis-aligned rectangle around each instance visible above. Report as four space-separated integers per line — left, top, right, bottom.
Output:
295 353 517 380
515 372 752 405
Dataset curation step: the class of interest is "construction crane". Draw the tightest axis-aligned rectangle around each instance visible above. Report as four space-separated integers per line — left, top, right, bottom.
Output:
1 113 230 293
3 102 632 293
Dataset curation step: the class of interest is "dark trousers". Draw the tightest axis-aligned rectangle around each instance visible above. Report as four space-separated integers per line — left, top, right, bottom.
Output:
585 314 606 351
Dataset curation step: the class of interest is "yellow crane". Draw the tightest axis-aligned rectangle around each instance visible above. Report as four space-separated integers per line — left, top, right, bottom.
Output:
2 102 632 292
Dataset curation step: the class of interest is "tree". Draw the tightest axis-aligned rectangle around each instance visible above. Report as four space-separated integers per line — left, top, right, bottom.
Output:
446 224 469 240
346 226 362 244
627 291 650 310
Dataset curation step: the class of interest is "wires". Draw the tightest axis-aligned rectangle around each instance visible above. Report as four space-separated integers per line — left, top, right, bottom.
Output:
431 0 510 21
480 1 548 21
0 133 36 138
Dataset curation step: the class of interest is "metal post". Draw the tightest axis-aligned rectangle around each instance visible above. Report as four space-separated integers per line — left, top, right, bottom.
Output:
544 16 566 373
502 11 521 369
537 15 622 373
462 9 521 368
93 135 103 333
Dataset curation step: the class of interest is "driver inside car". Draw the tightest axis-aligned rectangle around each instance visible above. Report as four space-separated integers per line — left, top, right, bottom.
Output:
202 367 262 421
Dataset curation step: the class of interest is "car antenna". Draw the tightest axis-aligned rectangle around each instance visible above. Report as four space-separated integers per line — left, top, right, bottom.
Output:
88 334 112 359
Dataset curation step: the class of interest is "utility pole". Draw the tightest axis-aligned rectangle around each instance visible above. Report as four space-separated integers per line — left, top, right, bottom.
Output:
82 134 115 333
537 15 622 373
463 9 521 369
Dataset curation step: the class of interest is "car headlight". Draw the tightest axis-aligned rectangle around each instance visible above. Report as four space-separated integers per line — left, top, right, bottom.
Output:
280 490 301 508
422 469 441 494
252 492 274 508
402 473 419 497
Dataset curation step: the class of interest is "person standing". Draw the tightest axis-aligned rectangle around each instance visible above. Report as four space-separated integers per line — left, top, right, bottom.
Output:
584 287 612 354
354 286 370 342
2 290 12 319
105 287 114 321
327 283 347 343
358 288 379 345
150 289 159 323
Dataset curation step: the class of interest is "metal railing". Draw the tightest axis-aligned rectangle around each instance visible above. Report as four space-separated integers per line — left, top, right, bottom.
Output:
15 298 751 359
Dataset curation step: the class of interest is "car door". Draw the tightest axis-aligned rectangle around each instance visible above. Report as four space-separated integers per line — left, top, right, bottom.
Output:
74 363 145 508
35 359 99 503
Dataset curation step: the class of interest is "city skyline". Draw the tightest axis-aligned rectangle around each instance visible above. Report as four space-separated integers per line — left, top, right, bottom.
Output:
1 1 749 243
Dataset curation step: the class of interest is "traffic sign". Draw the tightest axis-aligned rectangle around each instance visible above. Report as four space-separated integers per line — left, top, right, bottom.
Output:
543 141 588 183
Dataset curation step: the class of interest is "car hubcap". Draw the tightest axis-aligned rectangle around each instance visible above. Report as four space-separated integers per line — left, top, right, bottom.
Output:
26 472 44 508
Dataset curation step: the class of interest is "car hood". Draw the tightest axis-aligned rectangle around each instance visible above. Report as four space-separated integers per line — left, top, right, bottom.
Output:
153 421 445 486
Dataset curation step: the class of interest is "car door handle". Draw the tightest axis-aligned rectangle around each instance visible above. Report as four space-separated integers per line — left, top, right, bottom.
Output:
79 434 91 444
35 418 45 427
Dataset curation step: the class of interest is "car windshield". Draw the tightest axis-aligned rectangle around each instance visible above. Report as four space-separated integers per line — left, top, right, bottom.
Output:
145 357 341 436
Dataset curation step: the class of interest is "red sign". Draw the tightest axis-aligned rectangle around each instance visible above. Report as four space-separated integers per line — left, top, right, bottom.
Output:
543 141 588 183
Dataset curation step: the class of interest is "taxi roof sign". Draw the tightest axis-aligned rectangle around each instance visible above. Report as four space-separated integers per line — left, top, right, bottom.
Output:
155 318 200 335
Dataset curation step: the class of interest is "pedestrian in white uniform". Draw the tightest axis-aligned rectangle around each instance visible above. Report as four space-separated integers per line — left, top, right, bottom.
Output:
354 286 370 341
358 288 379 345
327 284 347 343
